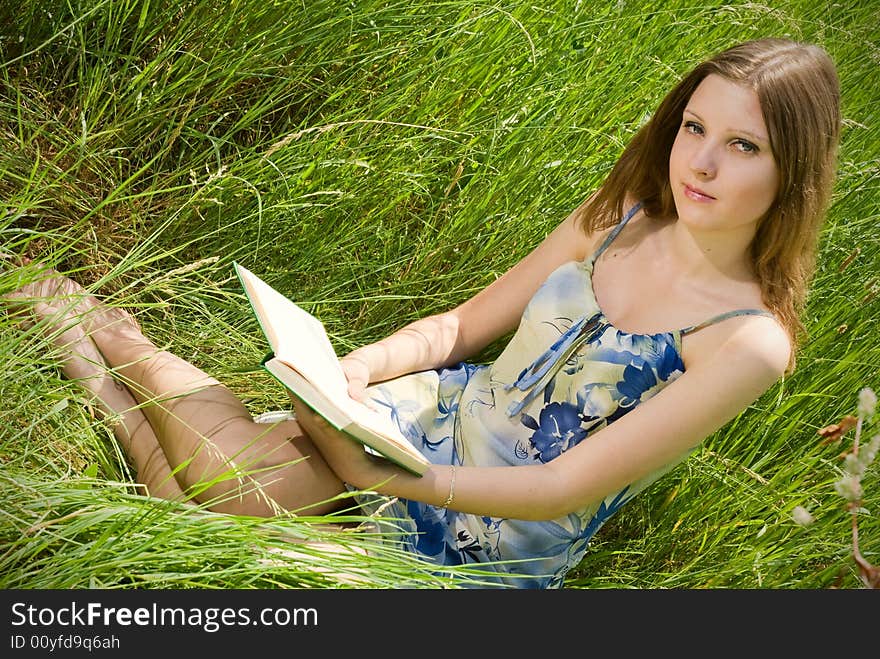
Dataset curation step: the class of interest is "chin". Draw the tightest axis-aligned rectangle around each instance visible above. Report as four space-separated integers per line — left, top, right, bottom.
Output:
672 198 722 227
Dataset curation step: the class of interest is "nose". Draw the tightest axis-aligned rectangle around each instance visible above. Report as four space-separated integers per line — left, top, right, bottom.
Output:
689 142 717 179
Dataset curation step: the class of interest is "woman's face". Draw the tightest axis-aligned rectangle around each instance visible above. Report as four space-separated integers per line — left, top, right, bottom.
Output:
668 73 780 233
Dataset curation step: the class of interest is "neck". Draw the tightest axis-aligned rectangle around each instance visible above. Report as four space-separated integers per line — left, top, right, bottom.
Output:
661 219 757 287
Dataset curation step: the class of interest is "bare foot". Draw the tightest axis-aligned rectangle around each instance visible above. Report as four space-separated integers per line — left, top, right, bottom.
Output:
6 267 140 435
5 264 154 355
5 263 139 334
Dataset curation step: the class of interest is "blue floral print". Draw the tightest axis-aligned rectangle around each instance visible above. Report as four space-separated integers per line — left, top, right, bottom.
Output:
520 401 589 462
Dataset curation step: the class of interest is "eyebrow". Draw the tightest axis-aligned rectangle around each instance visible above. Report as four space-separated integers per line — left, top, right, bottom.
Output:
683 109 769 144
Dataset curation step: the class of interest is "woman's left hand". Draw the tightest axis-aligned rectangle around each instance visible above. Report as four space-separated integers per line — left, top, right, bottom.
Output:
288 393 383 486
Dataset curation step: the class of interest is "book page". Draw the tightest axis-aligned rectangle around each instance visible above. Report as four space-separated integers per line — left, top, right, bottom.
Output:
235 264 348 401
238 263 425 469
263 357 428 473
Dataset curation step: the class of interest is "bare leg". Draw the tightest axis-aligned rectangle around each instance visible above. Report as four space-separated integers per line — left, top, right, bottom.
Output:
6 273 185 500
10 268 348 517
44 327 186 500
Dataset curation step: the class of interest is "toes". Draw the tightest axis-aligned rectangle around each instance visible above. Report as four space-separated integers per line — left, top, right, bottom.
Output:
3 266 94 336
3 264 144 338
5 264 69 303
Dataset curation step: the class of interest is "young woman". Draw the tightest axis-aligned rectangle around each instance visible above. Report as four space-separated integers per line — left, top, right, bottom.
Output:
7 37 841 588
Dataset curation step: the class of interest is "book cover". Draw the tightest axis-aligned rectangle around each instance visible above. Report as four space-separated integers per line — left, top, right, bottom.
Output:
234 262 429 476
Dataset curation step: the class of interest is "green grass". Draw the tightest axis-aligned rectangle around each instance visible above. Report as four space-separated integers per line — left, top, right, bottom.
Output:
1 0 878 588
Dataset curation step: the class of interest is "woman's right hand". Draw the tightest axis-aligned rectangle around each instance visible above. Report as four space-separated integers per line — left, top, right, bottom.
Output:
339 354 371 403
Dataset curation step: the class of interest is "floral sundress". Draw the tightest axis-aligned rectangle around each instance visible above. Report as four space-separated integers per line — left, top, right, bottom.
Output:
354 202 775 588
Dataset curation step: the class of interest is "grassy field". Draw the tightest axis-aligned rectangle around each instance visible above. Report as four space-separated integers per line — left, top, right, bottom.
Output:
1 0 878 589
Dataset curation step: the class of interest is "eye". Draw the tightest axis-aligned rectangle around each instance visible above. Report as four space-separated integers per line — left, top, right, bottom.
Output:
733 139 759 154
683 120 703 135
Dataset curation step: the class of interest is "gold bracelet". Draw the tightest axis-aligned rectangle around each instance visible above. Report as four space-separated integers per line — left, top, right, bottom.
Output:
442 465 456 508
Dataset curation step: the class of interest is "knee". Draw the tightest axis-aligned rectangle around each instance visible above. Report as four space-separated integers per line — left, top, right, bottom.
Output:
181 418 283 496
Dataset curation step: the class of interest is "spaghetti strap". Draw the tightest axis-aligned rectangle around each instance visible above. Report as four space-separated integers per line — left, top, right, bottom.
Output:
589 201 643 265
680 308 776 335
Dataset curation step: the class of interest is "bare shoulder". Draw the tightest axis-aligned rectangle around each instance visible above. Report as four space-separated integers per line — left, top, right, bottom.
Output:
726 314 792 379
692 313 792 381
563 192 600 261
570 192 644 261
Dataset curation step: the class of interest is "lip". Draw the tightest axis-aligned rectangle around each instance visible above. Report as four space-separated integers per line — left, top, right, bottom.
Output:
683 183 716 202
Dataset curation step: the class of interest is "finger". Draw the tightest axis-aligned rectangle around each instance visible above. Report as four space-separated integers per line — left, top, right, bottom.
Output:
295 402 332 435
347 380 367 401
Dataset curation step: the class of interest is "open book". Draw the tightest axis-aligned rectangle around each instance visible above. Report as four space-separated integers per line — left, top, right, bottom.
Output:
234 262 429 476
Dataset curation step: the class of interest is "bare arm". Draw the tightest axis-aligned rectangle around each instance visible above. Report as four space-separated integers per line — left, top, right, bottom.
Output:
341 203 595 388
305 315 791 520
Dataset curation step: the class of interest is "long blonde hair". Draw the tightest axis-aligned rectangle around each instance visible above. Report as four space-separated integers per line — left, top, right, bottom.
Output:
575 38 841 375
